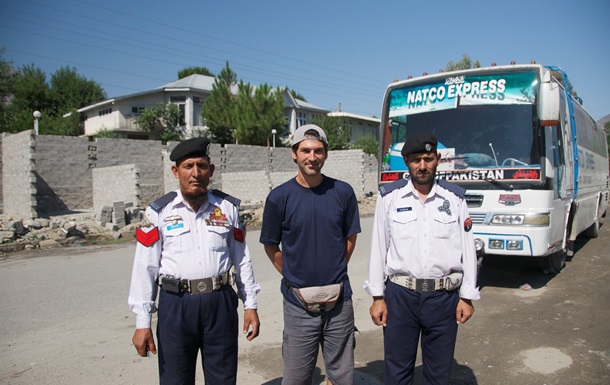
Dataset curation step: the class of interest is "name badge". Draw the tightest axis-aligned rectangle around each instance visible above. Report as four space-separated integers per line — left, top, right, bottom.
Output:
397 207 412 212
166 222 185 231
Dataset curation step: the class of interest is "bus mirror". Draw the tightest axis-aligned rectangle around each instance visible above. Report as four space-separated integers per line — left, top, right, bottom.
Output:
539 82 560 126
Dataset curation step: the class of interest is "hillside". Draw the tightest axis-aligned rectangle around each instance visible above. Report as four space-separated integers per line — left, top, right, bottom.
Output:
599 114 610 128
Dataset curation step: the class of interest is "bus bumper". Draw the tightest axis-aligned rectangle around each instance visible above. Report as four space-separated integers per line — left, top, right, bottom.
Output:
472 226 558 257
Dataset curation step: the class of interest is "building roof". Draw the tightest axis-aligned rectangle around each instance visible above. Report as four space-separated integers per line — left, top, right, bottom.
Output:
71 74 328 115
327 111 380 123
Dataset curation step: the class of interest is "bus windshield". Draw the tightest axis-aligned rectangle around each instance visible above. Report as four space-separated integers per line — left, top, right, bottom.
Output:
382 71 543 183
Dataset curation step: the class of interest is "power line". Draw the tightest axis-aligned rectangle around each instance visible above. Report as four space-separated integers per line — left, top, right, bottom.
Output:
2 1 385 115
0 11 383 97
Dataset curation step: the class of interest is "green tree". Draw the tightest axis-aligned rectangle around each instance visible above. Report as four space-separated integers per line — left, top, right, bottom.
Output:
290 89 307 102
2 64 51 133
233 82 287 146
0 49 17 131
351 135 379 157
0 54 106 134
178 66 215 79
309 115 351 150
49 66 106 116
42 108 83 136
93 128 119 138
135 103 182 142
202 62 237 144
446 54 481 71
12 64 51 113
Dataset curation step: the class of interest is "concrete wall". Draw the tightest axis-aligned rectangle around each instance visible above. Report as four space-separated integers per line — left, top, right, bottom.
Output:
2 130 36 218
92 164 140 215
35 135 91 213
1 133 379 218
94 138 163 206
220 149 378 204
0 134 3 212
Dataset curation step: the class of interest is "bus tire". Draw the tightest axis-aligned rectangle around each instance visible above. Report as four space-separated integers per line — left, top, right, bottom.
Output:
537 250 566 274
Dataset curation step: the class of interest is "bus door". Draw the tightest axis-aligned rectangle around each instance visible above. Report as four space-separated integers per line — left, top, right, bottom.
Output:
558 93 575 199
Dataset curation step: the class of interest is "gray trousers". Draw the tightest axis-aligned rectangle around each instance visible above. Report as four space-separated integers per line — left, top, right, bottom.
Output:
281 297 355 385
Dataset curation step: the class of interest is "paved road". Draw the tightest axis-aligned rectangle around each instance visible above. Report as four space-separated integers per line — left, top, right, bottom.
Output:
1 216 609 384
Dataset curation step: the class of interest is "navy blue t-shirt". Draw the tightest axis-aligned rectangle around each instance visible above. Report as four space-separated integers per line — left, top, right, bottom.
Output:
260 176 361 307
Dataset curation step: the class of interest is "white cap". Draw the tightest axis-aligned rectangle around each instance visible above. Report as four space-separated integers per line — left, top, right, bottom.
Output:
291 124 328 146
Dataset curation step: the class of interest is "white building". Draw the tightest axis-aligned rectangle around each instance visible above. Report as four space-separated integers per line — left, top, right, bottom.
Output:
72 74 379 142
327 111 380 142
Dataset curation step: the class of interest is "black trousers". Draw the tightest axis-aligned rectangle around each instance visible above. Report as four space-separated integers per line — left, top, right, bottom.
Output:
383 281 460 385
157 285 239 385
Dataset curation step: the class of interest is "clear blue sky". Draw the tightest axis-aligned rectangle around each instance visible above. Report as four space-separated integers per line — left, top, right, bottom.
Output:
1 0 609 120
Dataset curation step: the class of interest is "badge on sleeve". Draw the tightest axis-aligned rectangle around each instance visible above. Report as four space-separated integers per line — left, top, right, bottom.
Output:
464 217 473 232
136 226 160 247
234 227 246 243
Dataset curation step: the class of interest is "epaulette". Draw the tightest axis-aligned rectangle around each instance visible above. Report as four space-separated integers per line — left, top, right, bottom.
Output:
211 189 241 208
149 191 178 213
378 178 409 197
437 179 466 199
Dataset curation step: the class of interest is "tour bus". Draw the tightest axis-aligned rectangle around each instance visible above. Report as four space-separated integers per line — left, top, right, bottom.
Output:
379 62 609 273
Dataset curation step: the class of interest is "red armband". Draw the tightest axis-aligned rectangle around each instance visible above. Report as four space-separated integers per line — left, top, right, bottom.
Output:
234 227 246 243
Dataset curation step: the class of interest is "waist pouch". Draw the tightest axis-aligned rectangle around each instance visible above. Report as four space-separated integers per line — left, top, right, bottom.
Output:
290 282 343 313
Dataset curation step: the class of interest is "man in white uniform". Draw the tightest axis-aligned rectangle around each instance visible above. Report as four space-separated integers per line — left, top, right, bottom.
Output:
364 132 480 385
128 137 260 385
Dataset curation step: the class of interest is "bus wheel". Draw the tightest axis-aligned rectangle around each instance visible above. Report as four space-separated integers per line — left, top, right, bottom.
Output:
537 250 566 274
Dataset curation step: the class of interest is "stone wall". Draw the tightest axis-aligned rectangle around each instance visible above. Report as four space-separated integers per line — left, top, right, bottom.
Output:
35 135 91 213
2 130 36 218
220 149 378 204
1 133 379 219
94 138 163 206
92 164 140 215
0 134 3 212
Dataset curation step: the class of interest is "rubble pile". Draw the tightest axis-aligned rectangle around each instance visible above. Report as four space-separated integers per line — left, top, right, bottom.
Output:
0 195 377 257
0 201 143 255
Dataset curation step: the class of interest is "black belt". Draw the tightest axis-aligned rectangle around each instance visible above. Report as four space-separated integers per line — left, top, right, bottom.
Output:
159 270 231 295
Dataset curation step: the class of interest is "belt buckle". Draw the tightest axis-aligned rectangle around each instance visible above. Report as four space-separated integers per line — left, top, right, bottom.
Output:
417 279 432 292
189 278 212 294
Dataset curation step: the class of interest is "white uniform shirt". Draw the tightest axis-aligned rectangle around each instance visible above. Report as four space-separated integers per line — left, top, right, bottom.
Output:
364 180 480 300
128 190 260 329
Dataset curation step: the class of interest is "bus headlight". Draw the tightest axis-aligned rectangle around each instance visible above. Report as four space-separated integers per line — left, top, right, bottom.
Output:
490 213 550 226
474 238 484 252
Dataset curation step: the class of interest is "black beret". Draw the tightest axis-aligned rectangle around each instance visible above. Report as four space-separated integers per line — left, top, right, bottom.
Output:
169 137 211 162
401 132 438 157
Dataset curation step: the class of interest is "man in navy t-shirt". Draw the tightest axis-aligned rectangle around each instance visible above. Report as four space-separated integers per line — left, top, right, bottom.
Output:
260 124 361 385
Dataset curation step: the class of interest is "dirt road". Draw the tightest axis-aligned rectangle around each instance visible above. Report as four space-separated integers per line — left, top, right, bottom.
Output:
1 216 609 384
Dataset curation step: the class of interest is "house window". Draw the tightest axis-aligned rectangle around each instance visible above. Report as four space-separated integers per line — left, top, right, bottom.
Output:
131 106 145 114
169 96 187 126
193 97 203 104
178 104 186 126
297 112 307 127
98 107 112 117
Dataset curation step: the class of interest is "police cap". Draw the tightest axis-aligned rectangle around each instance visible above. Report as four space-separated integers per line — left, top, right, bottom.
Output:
169 137 211 162
401 132 438 157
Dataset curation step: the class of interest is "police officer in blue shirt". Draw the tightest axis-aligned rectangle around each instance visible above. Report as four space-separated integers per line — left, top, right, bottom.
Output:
364 132 480 385
128 137 260 385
